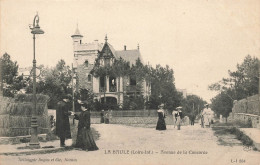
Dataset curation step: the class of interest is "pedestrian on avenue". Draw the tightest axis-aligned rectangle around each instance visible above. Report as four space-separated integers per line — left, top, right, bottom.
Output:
172 110 178 128
202 104 213 128
200 110 204 128
190 112 196 126
104 110 110 124
156 104 166 130
100 110 105 123
55 95 72 147
104 109 112 124
74 100 99 151
176 107 183 130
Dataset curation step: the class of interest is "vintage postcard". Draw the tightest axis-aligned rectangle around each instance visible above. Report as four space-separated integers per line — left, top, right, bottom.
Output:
0 0 259 165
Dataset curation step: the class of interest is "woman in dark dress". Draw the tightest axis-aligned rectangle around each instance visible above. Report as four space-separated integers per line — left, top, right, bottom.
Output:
156 104 166 130
74 100 99 151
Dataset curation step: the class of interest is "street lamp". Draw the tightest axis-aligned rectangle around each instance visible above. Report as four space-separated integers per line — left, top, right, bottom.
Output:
29 13 44 149
159 93 162 104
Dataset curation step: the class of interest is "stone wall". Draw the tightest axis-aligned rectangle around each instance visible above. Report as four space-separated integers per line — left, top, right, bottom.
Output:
232 95 260 115
230 94 260 129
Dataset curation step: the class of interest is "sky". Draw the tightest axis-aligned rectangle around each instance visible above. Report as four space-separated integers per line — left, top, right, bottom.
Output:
1 0 259 102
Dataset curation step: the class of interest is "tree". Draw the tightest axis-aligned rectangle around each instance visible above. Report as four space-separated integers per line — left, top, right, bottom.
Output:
0 53 26 97
26 59 72 109
149 64 181 110
181 95 207 117
209 55 259 116
211 91 233 117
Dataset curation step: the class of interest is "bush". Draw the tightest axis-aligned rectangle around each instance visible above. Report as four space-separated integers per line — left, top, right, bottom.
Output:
229 127 254 147
122 96 144 110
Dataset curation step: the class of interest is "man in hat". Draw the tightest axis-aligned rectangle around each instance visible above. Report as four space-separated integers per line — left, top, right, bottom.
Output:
56 95 72 147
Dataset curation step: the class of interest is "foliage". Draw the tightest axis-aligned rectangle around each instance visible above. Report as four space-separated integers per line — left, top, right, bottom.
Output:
122 95 144 110
229 127 253 146
180 95 207 117
74 88 95 111
26 59 72 109
149 64 182 110
90 57 131 78
209 55 259 117
0 53 27 97
91 57 183 110
210 91 233 117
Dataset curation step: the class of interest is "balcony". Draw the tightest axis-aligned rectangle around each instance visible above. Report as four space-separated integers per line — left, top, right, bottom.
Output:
99 87 106 93
109 86 117 92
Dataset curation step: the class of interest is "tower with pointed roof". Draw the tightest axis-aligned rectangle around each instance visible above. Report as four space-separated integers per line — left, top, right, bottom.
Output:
71 25 83 46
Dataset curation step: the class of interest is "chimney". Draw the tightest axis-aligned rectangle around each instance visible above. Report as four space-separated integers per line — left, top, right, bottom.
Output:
124 45 126 51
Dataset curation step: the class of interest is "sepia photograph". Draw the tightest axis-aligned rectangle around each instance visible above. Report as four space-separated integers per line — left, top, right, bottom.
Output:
0 0 259 164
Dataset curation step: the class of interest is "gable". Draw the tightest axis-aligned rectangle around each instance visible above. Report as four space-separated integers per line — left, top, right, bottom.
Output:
99 43 116 59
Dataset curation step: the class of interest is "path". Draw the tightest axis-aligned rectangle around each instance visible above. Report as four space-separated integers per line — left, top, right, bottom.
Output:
1 124 259 165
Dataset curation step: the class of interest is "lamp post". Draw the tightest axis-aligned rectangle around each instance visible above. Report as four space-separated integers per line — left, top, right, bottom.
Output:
159 93 162 104
29 13 44 149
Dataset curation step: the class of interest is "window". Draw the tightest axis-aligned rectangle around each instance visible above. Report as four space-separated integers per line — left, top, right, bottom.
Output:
104 58 110 66
100 59 104 66
84 60 88 67
130 77 136 86
88 75 91 82
100 76 105 87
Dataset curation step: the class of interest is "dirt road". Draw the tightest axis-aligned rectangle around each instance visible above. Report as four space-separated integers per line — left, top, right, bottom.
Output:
1 124 259 165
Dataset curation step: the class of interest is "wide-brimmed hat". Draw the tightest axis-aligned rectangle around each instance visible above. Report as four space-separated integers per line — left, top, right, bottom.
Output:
158 104 164 107
77 100 88 105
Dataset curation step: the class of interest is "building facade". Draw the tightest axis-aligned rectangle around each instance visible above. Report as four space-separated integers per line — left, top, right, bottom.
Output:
71 27 151 106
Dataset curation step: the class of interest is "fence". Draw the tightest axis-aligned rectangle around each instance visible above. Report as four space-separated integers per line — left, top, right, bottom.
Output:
90 109 158 117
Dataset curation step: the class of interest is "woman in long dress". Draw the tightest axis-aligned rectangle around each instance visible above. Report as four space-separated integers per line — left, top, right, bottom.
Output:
74 101 99 151
156 104 166 130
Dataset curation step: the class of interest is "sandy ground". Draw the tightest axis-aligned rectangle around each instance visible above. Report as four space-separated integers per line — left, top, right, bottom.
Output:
1 124 259 165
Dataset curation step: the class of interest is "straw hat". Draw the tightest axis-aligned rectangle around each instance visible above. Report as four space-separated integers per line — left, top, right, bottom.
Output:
77 100 88 105
158 104 164 108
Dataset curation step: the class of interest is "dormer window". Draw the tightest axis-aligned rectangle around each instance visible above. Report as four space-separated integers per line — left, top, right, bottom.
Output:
100 59 104 66
84 60 89 67
130 77 136 86
105 58 110 66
